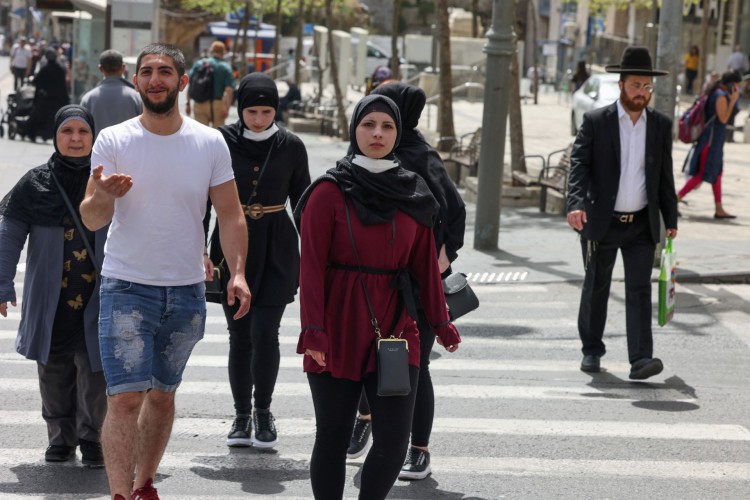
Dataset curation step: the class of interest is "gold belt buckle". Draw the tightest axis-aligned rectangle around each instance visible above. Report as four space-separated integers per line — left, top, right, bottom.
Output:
245 203 264 220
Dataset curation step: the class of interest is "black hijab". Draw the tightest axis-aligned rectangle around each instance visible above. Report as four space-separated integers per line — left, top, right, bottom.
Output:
295 94 437 229
220 72 281 158
0 105 94 226
371 82 466 260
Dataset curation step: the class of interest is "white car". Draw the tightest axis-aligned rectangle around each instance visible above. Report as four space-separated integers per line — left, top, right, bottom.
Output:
571 73 620 135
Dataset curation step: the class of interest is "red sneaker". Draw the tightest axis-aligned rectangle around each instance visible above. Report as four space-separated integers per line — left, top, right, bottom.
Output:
131 478 159 500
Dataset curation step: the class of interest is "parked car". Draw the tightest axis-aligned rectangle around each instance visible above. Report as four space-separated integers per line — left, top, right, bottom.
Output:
571 73 620 135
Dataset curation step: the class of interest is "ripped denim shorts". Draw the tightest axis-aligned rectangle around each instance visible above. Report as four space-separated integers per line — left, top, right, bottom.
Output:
98 277 206 396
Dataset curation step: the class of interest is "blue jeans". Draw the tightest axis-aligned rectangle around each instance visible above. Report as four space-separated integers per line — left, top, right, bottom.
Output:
98 277 206 396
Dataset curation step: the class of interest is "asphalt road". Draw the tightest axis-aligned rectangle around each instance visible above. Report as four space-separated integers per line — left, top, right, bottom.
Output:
1 56 749 499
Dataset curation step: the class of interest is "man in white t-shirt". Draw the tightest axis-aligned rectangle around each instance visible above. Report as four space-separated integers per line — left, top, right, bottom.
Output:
80 43 251 500
10 37 33 90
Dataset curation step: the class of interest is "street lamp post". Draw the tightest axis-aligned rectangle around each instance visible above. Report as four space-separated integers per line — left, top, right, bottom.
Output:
474 0 515 250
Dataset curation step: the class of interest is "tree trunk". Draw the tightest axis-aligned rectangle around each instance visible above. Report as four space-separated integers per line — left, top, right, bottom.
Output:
509 35 526 176
391 0 402 77
325 0 349 141
698 0 711 93
471 0 480 38
437 0 455 152
235 1 252 77
273 0 282 79
530 0 539 105
294 0 304 87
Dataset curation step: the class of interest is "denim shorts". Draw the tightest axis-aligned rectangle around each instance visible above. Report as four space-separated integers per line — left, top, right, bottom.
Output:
98 277 206 396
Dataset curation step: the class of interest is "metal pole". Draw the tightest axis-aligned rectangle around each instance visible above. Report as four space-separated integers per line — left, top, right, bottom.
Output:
654 0 683 262
473 0 515 250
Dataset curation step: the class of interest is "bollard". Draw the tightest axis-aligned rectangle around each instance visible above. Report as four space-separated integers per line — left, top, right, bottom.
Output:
745 116 750 144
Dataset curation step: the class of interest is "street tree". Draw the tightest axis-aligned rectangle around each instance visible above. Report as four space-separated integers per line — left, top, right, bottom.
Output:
436 0 455 152
509 0 527 176
391 0 402 77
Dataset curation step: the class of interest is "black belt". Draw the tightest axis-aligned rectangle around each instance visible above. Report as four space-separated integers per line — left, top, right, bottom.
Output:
612 208 647 223
328 262 420 322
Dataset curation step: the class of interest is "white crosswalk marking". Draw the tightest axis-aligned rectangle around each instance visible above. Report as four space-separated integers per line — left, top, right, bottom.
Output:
0 282 748 498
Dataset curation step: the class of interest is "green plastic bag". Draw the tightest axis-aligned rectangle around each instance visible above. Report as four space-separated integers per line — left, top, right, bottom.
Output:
658 237 676 327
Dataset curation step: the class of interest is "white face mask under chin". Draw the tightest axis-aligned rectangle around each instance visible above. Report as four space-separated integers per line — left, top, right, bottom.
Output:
352 154 399 173
242 123 279 141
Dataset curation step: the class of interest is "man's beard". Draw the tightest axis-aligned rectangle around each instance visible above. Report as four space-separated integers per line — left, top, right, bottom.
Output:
620 89 650 113
140 85 180 115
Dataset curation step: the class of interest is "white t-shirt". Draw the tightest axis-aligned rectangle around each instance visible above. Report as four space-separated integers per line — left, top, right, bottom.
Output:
10 44 32 69
91 117 234 286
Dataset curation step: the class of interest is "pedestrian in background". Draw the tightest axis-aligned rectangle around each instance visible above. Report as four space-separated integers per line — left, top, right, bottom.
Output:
80 49 142 138
80 43 251 500
570 60 590 92
210 72 311 450
22 49 70 143
9 36 32 90
186 41 236 128
294 94 461 500
347 82 467 482
0 105 106 468
566 46 678 380
684 45 699 95
678 70 742 218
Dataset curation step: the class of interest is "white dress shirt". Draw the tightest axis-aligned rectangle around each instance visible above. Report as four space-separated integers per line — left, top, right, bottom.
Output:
614 99 648 213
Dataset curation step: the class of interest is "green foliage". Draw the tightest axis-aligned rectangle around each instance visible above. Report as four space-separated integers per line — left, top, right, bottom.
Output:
180 0 301 17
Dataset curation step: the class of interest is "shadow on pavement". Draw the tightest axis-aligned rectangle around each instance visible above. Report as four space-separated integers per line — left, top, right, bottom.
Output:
351 463 490 500
582 371 700 412
0 461 109 497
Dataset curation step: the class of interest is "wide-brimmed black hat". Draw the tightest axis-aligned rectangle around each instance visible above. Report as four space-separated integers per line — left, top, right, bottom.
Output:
605 46 668 76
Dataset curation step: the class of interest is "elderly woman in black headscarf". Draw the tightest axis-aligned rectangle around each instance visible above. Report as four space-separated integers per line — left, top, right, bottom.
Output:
294 94 461 500
22 48 70 142
0 105 107 467
206 72 310 450
345 82 467 480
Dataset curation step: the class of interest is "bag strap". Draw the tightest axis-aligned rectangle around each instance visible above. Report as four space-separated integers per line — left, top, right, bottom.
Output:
48 169 101 275
245 135 277 206
340 189 402 339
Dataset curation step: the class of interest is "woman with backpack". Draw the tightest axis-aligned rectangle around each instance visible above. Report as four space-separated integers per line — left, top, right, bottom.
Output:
677 70 742 219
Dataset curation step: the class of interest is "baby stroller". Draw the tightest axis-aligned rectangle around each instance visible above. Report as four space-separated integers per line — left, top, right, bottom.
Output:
1 82 35 140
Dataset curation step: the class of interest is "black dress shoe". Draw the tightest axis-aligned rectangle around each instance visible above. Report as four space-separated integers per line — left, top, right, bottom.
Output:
714 213 737 219
45 444 76 462
629 358 663 380
580 354 601 373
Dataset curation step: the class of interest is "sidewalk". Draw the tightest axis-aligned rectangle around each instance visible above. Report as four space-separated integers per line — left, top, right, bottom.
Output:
3 59 749 285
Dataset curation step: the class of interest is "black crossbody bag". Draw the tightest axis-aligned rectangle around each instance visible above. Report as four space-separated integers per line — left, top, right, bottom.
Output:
341 193 411 397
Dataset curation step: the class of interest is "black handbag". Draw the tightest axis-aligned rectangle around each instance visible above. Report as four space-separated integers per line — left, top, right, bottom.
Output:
442 272 479 320
342 192 411 397
204 259 227 304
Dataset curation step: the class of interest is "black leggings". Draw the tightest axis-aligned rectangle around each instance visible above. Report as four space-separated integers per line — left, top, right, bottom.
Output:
224 303 285 414
358 309 435 447
308 366 419 500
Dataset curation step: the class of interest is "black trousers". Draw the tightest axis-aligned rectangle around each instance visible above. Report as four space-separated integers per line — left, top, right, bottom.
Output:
578 213 656 363
37 350 107 446
224 303 285 414
358 309 435 447
308 366 419 500
12 67 26 91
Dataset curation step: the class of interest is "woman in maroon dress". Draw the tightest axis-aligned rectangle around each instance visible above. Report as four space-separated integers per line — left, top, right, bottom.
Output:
294 94 461 500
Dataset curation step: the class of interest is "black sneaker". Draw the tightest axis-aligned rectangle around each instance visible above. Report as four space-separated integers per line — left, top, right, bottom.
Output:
79 439 104 468
346 417 371 459
252 408 278 449
226 414 252 447
45 444 76 462
398 447 431 480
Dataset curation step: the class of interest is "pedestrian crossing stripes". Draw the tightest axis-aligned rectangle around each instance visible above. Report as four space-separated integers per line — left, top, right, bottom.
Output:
0 449 748 481
0 378 697 402
0 411 747 441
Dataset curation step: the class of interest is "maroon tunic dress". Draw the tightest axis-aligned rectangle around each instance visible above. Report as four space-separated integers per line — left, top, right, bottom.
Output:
297 181 461 381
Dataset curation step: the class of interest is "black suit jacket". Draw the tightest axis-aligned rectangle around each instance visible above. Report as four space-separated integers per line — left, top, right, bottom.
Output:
566 102 678 243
